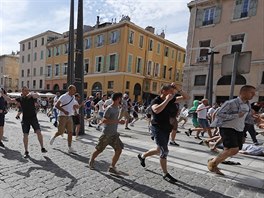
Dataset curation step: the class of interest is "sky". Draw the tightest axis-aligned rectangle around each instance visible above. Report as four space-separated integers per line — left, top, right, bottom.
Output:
0 0 191 55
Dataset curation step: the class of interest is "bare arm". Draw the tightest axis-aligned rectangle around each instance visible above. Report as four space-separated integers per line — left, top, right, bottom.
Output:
55 100 69 115
152 94 173 114
2 94 17 104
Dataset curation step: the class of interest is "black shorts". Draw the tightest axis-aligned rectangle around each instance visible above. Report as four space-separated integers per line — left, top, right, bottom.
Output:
72 115 80 125
0 114 5 127
132 112 138 118
220 128 244 149
21 117 40 134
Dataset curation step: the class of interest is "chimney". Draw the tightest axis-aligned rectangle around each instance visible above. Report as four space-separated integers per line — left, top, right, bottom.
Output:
145 26 155 34
96 16 100 28
159 30 165 39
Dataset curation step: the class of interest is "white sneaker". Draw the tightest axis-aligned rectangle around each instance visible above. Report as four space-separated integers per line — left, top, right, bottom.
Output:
130 123 134 127
49 137 55 145
68 147 76 153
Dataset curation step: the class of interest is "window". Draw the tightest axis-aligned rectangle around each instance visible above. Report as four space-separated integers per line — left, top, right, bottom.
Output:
27 81 29 88
33 68 36 76
21 70 24 77
40 50 44 60
84 59 89 74
231 34 244 53
169 67 172 80
127 54 133 72
108 81 114 89
22 44 25 51
33 80 36 89
152 82 157 92
84 83 87 89
183 54 186 63
22 56 24 63
27 54 30 62
126 81 130 89
47 66 52 77
164 47 169 57
96 34 104 47
175 70 179 81
194 75 206 86
163 65 167 79
139 35 144 48
95 56 103 72
203 7 215 26
84 37 91 49
55 46 60 56
21 81 24 87
178 52 181 62
55 64 59 76
233 0 255 19
63 63 67 75
27 69 30 77
147 61 152 75
136 57 142 73
47 49 52 57
34 40 37 47
261 72 264 84
148 39 153 51
109 54 117 71
40 67 43 75
34 52 37 61
110 31 118 44
41 38 45 45
47 84 50 90
198 40 210 62
39 80 43 89
63 83 67 90
157 43 161 54
172 50 175 59
154 63 160 77
28 42 31 49
64 43 69 53
129 30 134 44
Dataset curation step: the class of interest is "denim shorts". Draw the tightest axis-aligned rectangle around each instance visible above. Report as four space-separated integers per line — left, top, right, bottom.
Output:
149 125 170 159
198 118 210 128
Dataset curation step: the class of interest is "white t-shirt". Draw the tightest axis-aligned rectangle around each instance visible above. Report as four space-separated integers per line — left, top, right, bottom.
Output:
197 103 208 119
97 100 105 113
104 98 112 108
58 93 76 116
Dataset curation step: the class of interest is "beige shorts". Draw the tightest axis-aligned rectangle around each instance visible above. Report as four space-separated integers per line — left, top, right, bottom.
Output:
119 109 130 120
169 117 178 130
96 134 124 152
57 116 73 135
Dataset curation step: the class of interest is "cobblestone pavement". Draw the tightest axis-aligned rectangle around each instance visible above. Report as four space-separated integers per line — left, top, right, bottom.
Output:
0 110 264 198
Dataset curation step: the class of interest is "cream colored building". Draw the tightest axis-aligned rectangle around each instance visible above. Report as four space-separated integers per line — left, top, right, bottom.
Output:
0 54 19 92
184 0 263 104
19 31 62 91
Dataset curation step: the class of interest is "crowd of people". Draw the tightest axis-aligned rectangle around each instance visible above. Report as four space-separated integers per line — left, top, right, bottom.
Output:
0 84 263 184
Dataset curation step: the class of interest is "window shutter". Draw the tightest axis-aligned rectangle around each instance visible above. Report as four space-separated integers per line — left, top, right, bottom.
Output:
213 6 222 24
115 54 119 71
116 30 120 42
140 59 143 74
128 55 132 72
95 57 99 72
95 37 98 47
102 35 105 46
233 0 243 19
195 9 204 27
249 0 258 17
101 56 104 72
108 32 112 44
54 47 57 56
106 55 110 71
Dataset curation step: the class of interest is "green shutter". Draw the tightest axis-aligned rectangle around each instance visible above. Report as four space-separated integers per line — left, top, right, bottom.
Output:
214 6 222 24
195 9 204 27
101 56 104 72
106 55 110 71
127 55 132 72
54 47 57 56
95 57 99 72
249 0 258 17
115 54 119 71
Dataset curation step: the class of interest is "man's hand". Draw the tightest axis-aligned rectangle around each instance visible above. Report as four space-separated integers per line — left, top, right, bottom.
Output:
238 112 246 118
63 110 69 116
165 94 174 102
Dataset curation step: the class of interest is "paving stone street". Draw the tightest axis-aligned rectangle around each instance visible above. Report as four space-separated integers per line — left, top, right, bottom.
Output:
0 110 264 198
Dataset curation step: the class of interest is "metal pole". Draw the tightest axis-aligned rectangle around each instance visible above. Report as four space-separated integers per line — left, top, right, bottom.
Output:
75 0 84 135
229 52 239 99
67 0 74 87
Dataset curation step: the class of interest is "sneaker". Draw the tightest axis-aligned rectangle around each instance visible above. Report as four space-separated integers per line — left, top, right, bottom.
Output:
188 128 192 135
96 126 101 131
130 123 134 127
41 148 47 153
15 116 20 120
68 147 76 154
49 137 55 145
88 124 93 127
201 131 205 137
23 151 29 158
137 154 146 167
176 130 181 133
254 142 262 146
108 166 119 174
195 136 202 140
169 141 180 146
125 127 131 130
0 141 5 148
53 122 58 127
163 173 178 183
88 160 95 170
185 131 190 137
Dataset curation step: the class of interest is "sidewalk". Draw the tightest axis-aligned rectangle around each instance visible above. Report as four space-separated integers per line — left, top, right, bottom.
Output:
0 110 263 198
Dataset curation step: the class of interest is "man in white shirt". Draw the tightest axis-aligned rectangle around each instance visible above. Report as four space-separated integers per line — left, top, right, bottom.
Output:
49 85 78 153
197 99 212 138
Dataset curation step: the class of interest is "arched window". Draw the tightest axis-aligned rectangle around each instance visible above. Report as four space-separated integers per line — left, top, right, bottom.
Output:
217 75 246 85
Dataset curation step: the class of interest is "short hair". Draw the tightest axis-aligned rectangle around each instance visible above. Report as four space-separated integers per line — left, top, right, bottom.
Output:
161 84 174 91
68 85 76 90
102 94 107 97
112 92 123 101
75 93 80 97
240 85 256 93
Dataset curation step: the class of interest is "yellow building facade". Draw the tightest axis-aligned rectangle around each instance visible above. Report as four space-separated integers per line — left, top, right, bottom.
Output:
46 18 185 103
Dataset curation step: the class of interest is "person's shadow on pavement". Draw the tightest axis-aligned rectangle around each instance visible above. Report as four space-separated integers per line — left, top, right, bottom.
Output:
0 147 28 163
15 156 77 191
